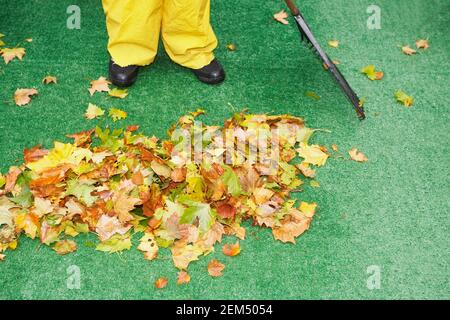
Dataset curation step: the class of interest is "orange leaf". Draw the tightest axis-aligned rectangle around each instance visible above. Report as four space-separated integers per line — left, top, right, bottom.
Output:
272 217 311 244
24 145 48 163
216 203 236 219
88 76 111 96
4 166 22 192
222 241 241 257
415 39 429 50
273 10 289 25
207 259 225 277
349 148 368 162
402 45 417 55
177 271 191 285
14 88 38 106
155 277 168 289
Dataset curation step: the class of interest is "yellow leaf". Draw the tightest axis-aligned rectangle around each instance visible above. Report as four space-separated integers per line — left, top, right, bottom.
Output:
108 88 128 99
14 213 39 239
416 39 429 50
395 90 414 107
310 180 320 188
85 103 105 120
137 232 159 260
297 143 329 166
1 47 25 64
299 201 317 218
88 76 110 96
108 107 127 122
53 240 77 255
42 76 57 84
328 40 339 48
171 243 203 270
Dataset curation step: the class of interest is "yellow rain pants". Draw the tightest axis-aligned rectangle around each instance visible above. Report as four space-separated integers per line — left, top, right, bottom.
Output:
102 0 218 69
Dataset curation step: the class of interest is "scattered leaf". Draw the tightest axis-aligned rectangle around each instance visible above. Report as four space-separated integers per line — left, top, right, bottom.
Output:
328 40 339 48
222 241 241 257
226 43 237 51
305 91 321 100
109 88 128 99
273 10 289 25
88 76 111 96
349 148 368 162
416 39 429 50
208 259 225 277
402 45 417 55
42 76 57 84
361 65 384 80
1 47 25 64
109 107 127 122
14 88 38 106
394 90 414 107
155 277 168 289
85 103 105 119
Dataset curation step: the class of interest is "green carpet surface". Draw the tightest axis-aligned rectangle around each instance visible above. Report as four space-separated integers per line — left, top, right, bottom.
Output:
0 0 449 299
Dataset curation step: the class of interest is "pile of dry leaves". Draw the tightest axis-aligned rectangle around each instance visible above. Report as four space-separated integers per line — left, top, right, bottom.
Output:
0 111 333 279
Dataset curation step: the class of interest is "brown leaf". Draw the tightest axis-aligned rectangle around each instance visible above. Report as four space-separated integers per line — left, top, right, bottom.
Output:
53 240 77 255
42 76 57 84
208 259 225 277
177 271 191 285
88 76 111 96
4 166 22 192
216 203 236 219
349 148 368 162
14 88 38 106
155 277 168 289
272 217 312 244
273 10 289 25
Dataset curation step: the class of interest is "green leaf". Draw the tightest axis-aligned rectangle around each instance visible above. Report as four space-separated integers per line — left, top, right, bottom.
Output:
10 185 33 208
65 180 97 206
179 200 215 233
221 165 242 196
394 90 414 107
0 174 5 188
96 234 132 253
108 107 127 122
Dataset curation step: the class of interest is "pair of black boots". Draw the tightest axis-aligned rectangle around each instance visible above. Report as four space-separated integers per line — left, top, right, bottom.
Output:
109 59 225 87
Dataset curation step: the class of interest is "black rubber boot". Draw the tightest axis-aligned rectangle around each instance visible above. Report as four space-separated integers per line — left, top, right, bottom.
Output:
109 60 139 88
192 59 225 85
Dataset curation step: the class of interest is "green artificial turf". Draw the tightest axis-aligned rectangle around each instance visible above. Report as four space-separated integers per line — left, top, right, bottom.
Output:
0 0 449 300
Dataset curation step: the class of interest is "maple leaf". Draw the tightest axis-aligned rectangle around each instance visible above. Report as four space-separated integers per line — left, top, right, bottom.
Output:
1 47 25 64
216 203 236 219
273 10 289 25
33 197 53 217
361 65 384 80
328 40 339 48
88 76 111 96
299 201 317 218
155 277 168 289
272 218 311 244
222 241 241 257
137 232 159 260
14 213 40 239
179 200 214 234
109 107 127 122
53 239 77 255
348 148 368 162
151 160 172 179
177 271 191 285
14 88 38 106
207 259 225 277
24 145 48 163
95 214 131 241
108 88 128 99
297 143 329 166
253 188 274 205
96 234 132 253
4 166 22 193
221 165 242 196
66 179 97 206
42 76 57 84
171 243 203 270
395 90 414 107
416 39 429 50
402 45 417 55
113 191 141 223
84 103 105 120
296 163 316 178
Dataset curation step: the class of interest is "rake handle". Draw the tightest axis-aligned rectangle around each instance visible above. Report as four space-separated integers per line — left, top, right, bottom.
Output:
285 0 300 16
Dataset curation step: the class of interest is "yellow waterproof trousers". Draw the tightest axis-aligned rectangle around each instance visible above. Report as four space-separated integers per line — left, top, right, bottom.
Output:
102 0 218 69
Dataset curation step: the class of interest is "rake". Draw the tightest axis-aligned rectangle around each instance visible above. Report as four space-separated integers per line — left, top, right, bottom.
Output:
284 0 366 120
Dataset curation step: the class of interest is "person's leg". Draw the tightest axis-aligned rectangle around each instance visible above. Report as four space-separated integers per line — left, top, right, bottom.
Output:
161 0 224 84
102 0 163 86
